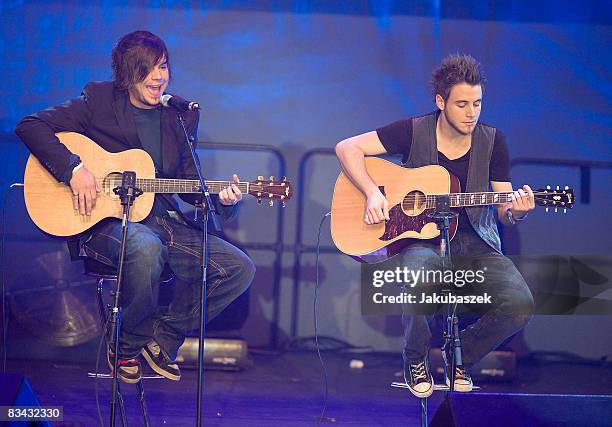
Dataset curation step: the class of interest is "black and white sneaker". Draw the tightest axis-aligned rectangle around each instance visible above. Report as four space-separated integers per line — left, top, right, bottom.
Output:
107 348 142 384
445 366 473 392
140 341 181 381
404 357 434 398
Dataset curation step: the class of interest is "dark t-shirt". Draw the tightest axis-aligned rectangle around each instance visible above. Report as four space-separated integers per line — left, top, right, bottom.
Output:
130 105 168 217
131 105 162 171
376 115 510 231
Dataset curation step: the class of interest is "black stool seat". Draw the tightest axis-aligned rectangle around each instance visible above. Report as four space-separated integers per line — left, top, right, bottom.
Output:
84 257 118 279
84 257 174 283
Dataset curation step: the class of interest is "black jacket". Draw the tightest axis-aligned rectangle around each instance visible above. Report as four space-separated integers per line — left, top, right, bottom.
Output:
16 81 236 221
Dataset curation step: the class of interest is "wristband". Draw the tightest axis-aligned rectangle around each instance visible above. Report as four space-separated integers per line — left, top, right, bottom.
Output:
506 209 527 225
72 162 84 174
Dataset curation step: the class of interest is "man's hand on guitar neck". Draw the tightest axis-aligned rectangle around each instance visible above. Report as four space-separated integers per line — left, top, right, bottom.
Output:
218 174 243 206
70 165 101 216
508 184 535 220
365 189 390 225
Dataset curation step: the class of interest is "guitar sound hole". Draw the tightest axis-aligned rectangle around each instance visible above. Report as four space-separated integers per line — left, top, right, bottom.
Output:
402 190 427 216
102 172 123 195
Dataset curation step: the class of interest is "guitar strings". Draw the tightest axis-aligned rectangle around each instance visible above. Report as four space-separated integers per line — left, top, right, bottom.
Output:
96 178 278 190
399 191 568 201
399 191 571 208
96 178 280 197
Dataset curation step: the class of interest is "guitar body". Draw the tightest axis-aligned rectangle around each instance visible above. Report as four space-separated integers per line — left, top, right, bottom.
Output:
331 158 459 262
24 132 155 236
23 132 294 237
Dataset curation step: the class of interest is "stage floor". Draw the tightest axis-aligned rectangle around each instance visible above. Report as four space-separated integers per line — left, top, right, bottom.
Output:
5 351 612 426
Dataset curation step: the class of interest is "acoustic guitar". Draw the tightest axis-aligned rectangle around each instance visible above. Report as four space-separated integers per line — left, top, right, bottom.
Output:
24 132 293 237
331 157 573 262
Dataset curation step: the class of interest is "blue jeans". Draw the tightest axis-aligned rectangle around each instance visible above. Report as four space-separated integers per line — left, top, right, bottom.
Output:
82 214 255 359
400 229 535 365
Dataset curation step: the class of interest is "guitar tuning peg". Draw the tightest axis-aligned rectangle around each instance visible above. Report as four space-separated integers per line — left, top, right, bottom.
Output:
546 185 551 190
563 208 567 213
269 175 275 181
282 176 287 181
257 175 264 181
564 186 569 190
269 199 274 207
555 207 558 213
546 207 549 212
257 198 262 205
556 185 560 190
282 201 286 208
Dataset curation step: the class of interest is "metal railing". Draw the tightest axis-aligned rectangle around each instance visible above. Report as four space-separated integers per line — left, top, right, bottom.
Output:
196 141 289 348
291 148 339 337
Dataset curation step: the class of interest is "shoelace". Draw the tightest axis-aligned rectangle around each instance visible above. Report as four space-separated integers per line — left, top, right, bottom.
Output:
149 342 161 357
454 367 470 380
149 342 174 364
411 362 428 382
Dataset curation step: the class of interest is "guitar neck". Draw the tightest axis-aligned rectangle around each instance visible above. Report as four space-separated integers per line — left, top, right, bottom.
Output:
427 192 514 208
104 178 249 195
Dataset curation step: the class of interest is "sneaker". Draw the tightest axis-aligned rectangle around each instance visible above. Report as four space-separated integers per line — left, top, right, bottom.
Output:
140 341 181 381
107 348 142 384
404 357 434 398
445 366 473 392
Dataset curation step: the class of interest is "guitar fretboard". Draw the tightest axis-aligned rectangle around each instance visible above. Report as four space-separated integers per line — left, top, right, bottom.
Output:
424 192 514 208
102 178 250 195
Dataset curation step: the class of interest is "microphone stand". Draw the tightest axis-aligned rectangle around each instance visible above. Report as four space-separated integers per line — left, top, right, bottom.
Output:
109 171 142 427
177 112 220 427
428 195 462 393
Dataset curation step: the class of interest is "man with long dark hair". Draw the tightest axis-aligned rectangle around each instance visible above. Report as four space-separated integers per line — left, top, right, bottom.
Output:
16 30 255 384
335 54 535 398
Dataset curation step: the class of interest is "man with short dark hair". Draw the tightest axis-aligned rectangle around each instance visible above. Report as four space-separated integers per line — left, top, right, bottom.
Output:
16 30 255 384
335 54 535 398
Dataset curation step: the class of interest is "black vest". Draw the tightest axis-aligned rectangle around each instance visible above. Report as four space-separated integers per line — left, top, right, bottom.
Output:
405 112 502 253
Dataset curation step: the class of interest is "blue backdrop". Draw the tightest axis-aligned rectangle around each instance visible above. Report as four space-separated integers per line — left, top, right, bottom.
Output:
1 0 611 356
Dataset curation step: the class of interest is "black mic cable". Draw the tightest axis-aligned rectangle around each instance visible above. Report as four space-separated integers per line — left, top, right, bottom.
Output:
314 211 335 425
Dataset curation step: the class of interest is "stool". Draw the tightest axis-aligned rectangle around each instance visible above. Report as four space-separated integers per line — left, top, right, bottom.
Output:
85 257 173 427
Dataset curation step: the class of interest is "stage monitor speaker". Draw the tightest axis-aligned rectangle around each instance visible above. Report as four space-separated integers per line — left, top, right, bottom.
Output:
431 392 612 427
177 337 249 370
0 372 51 426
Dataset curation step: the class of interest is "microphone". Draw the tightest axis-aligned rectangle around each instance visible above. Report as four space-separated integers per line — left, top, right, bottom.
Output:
160 94 201 111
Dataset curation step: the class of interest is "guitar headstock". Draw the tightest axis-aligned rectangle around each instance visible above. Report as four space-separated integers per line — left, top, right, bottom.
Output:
249 176 293 207
535 186 574 213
